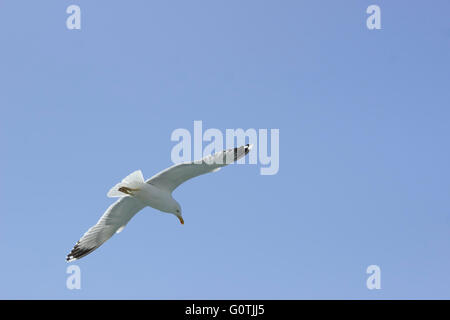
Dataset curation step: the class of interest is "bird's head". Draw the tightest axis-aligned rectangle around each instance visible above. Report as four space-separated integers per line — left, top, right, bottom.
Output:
172 202 184 225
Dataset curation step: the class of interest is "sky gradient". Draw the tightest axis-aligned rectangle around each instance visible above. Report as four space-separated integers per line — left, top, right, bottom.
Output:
0 0 449 299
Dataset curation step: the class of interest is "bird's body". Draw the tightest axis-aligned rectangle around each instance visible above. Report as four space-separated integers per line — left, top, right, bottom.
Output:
66 144 252 262
135 183 179 214
113 172 180 214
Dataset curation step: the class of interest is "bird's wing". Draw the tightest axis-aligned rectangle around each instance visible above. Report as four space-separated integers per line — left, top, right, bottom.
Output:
66 196 145 262
146 144 252 193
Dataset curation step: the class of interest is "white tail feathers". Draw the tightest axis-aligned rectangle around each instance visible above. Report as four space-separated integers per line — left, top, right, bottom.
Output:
107 170 145 198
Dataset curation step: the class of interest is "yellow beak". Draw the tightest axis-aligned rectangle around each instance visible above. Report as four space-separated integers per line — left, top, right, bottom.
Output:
178 216 184 225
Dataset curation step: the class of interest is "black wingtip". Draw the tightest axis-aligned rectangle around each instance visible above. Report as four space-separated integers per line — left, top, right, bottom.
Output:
231 144 252 161
66 241 97 262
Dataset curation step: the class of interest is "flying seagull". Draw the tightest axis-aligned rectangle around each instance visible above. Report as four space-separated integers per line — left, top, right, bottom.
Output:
66 144 253 262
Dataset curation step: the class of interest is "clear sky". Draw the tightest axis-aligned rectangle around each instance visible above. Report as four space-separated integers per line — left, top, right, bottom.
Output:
0 0 449 299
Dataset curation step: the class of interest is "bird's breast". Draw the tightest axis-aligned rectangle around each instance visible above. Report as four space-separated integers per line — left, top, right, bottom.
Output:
135 183 174 213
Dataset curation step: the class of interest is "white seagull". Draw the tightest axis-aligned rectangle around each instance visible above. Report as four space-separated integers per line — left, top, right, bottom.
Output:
66 144 253 262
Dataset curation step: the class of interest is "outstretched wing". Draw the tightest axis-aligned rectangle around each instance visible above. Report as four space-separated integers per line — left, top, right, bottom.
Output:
146 144 252 193
66 196 145 262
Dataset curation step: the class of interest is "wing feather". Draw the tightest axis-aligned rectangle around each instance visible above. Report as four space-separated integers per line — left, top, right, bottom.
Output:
66 196 145 262
146 144 252 193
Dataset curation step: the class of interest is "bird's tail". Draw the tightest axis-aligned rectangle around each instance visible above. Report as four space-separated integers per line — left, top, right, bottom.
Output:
107 170 145 198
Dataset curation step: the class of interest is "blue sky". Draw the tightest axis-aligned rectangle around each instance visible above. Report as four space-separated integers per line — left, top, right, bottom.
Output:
0 0 449 299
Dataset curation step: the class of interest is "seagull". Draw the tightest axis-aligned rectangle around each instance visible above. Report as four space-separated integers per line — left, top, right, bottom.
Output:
66 144 253 262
